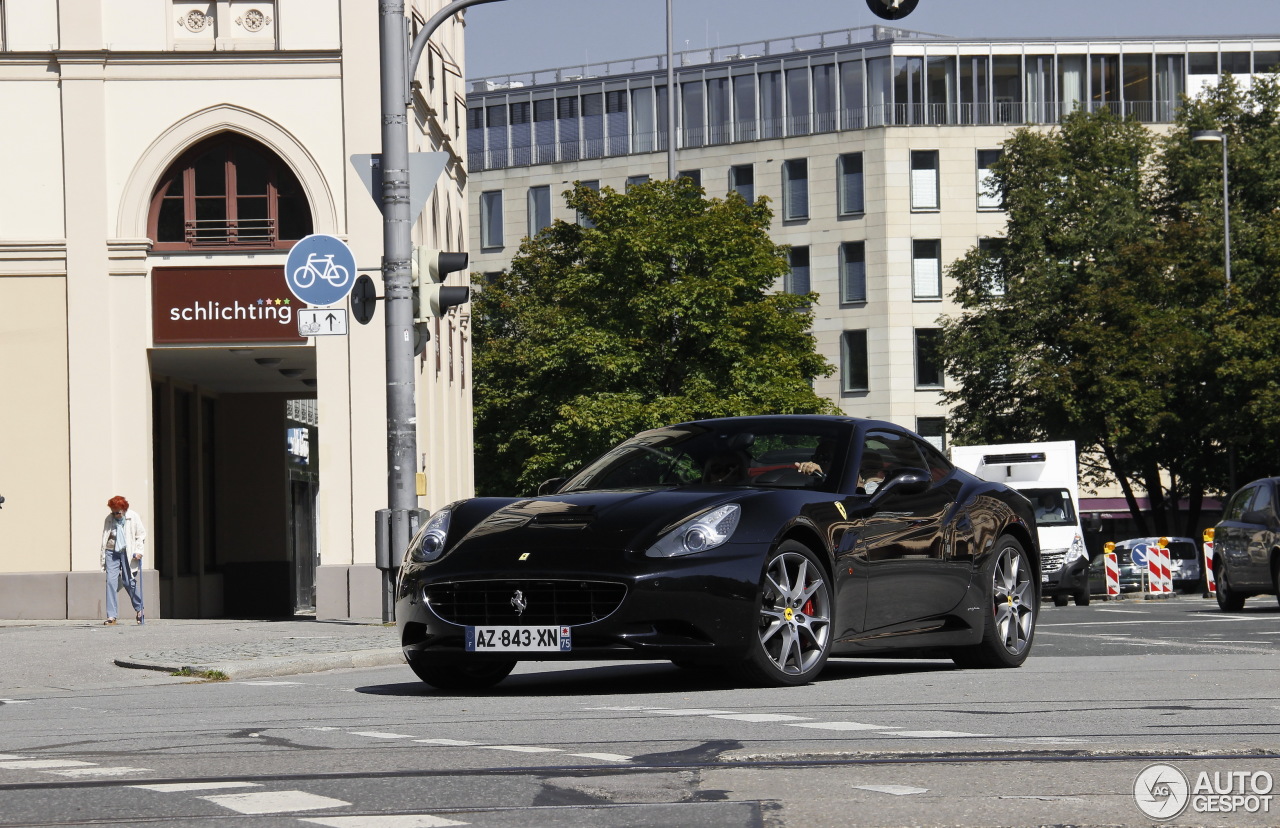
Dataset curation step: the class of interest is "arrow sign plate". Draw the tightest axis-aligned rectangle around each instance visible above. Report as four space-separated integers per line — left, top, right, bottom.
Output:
298 308 349 337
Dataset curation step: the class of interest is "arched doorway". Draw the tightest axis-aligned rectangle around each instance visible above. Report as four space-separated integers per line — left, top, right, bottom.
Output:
147 132 320 618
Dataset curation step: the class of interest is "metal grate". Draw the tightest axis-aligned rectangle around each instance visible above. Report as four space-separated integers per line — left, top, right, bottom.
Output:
424 579 627 627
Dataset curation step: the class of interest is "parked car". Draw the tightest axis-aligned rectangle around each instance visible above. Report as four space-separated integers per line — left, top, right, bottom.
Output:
1111 537 1202 594
1212 477 1280 612
1087 546 1144 594
396 415 1041 690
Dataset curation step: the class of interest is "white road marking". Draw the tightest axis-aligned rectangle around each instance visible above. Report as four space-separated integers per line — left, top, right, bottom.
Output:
0 754 27 760
889 730 988 738
711 713 809 723
476 745 562 753
350 731 415 739
133 781 261 792
567 753 632 762
652 709 737 716
243 681 304 686
786 721 897 731
584 706 670 711
413 739 479 746
854 784 928 795
201 790 350 814
300 816 470 827
0 699 31 704
0 759 94 770
308 727 339 731
48 766 151 777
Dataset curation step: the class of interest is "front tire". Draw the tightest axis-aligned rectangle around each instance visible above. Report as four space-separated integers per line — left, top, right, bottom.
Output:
739 542 833 686
952 535 1036 669
408 657 516 691
1074 585 1091 606
1215 560 1246 612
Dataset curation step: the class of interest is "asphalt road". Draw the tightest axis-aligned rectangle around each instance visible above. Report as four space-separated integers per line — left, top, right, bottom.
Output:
2 596 1278 828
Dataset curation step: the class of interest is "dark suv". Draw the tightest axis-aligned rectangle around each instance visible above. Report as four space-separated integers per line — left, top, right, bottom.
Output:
1212 477 1280 611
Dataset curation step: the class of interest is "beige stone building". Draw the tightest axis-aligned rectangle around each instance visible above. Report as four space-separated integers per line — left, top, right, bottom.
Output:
0 0 474 620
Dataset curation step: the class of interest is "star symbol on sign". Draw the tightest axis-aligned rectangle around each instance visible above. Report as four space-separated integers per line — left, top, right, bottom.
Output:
274 298 282 305
283 298 291 305
258 298 264 305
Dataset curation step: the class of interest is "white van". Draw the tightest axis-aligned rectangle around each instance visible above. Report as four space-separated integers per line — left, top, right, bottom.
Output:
951 441 1090 606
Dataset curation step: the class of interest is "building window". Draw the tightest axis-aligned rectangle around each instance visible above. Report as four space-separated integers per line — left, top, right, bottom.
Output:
625 174 649 190
912 239 942 300
837 152 864 215
678 169 702 189
978 237 1007 296
729 164 754 202
148 132 312 251
915 328 944 388
527 185 551 237
577 179 598 227
977 149 1003 210
782 158 809 221
840 242 866 303
785 247 810 295
841 330 869 392
479 190 503 249
910 150 939 210
916 417 946 450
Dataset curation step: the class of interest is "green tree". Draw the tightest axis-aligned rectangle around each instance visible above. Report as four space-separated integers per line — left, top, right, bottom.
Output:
940 108 1193 534
472 178 835 495
1157 74 1280 497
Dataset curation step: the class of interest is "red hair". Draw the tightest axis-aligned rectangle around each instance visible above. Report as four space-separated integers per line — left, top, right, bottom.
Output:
107 496 129 511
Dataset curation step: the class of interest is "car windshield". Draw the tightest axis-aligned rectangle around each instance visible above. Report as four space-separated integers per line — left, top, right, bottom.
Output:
559 421 849 493
1023 487 1076 527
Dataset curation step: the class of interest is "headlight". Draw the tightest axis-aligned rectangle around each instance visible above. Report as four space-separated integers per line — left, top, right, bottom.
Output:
409 508 452 563
1067 533 1086 563
646 504 740 558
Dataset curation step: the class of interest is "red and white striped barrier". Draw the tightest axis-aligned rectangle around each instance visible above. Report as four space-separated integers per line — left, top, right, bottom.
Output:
1147 545 1172 595
1104 551 1120 596
1204 541 1216 595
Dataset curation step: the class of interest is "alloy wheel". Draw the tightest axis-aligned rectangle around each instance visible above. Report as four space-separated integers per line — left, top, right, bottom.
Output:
992 544 1035 656
757 550 832 676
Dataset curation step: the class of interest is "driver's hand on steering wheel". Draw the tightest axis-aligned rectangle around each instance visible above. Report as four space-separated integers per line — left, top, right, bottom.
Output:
795 461 824 477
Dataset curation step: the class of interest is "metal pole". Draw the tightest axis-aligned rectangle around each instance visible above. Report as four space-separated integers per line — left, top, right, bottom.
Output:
1221 137 1231 300
378 0 503 623
666 0 676 179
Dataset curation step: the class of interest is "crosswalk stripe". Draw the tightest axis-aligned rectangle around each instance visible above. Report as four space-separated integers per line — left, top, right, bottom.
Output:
711 713 809 722
48 766 151 777
786 722 897 731
0 759 94 770
568 753 631 762
201 790 350 815
476 745 562 753
350 732 415 739
133 782 261 792
412 738 478 746
299 815 470 827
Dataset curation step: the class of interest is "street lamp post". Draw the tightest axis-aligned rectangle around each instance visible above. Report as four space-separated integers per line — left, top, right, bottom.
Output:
1190 128 1235 493
1190 129 1231 303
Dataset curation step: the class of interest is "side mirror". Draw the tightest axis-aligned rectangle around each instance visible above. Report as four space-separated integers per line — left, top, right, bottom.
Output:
871 467 930 501
537 477 565 496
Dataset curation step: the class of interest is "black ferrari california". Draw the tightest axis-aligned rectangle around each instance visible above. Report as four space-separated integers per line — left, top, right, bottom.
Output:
396 415 1040 689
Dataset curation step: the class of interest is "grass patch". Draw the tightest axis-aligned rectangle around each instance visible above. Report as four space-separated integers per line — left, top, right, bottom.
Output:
170 667 230 681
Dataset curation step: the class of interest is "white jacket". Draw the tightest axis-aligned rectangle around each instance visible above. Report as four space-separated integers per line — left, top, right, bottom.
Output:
100 509 146 573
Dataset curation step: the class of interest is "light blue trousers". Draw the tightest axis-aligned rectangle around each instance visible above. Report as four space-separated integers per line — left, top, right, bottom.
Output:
105 550 144 620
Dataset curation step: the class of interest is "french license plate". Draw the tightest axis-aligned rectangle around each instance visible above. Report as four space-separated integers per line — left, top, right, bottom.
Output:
465 625 572 652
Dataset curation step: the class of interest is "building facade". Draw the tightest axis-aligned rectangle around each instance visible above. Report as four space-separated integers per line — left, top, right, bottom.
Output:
465 26 1280 460
0 0 474 620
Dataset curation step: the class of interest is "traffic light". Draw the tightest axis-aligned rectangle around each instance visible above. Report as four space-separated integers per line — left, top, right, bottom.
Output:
866 0 920 20
411 247 470 321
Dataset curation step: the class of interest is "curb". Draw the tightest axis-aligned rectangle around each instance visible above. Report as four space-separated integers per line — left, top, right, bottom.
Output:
114 648 405 680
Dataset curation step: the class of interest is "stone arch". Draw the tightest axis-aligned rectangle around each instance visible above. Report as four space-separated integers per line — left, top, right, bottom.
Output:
117 104 338 241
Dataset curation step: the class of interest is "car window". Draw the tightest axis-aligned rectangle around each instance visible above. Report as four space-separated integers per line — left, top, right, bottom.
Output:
1022 487 1076 527
915 438 954 483
860 431 927 494
1251 482 1274 517
1167 541 1197 561
1226 486 1257 521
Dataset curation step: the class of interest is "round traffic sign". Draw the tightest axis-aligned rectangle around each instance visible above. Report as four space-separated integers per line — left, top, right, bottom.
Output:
285 234 357 307
1130 543 1150 568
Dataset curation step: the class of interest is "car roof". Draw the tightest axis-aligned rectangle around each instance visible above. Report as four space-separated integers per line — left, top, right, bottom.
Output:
648 414 901 434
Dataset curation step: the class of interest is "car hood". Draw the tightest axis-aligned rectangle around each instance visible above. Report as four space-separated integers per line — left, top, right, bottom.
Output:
449 488 751 557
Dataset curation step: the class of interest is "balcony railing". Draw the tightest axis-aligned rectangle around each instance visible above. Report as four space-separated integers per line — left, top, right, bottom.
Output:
468 98 1177 173
184 218 277 247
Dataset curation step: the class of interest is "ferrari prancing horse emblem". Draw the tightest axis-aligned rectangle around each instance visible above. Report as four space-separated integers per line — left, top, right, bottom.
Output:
511 589 528 616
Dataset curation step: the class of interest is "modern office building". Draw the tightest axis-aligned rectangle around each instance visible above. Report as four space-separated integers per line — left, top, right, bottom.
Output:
0 1 473 620
465 25 1280 460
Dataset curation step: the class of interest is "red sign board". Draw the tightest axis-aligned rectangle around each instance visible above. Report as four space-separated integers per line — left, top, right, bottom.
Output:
152 266 307 344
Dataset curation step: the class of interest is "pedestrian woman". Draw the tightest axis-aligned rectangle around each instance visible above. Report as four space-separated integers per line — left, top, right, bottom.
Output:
101 496 146 625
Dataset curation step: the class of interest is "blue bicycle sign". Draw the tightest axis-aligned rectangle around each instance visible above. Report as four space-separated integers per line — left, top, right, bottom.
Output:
285 234 357 307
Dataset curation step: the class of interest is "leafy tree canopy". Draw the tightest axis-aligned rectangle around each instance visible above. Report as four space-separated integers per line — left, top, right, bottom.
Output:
472 178 835 495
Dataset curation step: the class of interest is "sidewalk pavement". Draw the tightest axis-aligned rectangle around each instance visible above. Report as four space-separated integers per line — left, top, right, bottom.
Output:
0 617 403 695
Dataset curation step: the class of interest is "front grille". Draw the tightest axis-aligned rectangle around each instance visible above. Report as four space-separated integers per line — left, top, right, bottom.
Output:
1041 549 1066 575
424 579 627 626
